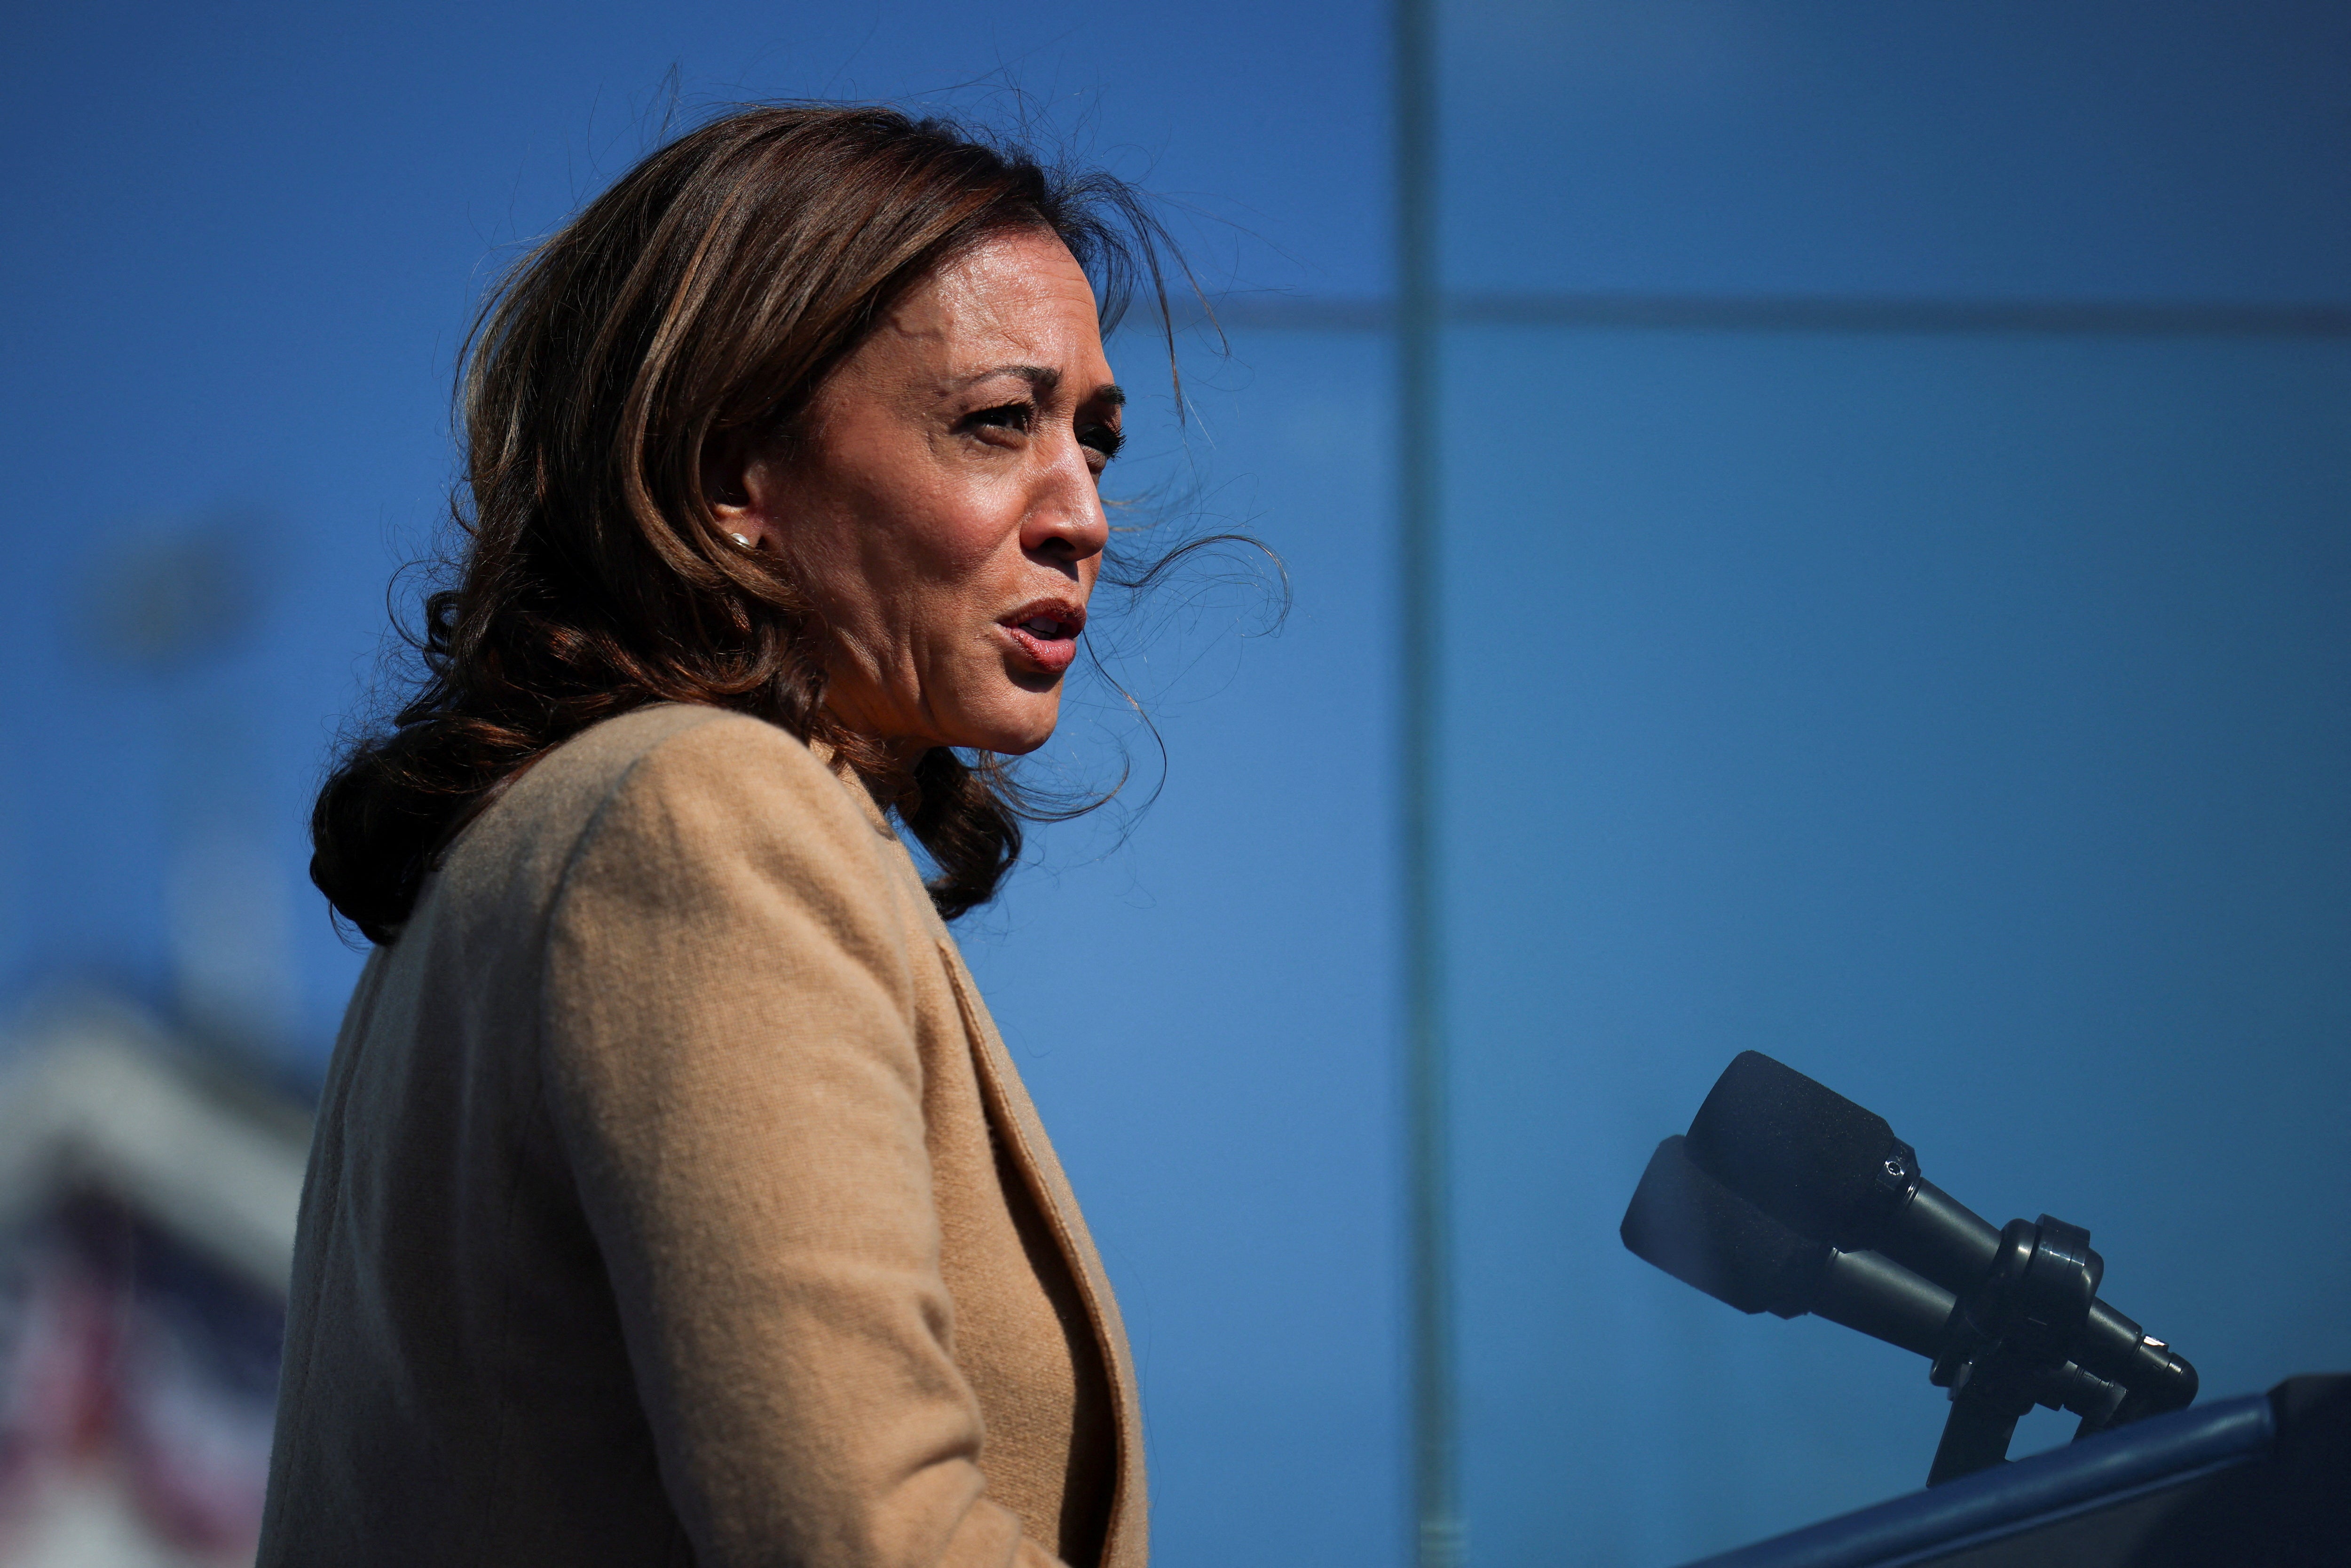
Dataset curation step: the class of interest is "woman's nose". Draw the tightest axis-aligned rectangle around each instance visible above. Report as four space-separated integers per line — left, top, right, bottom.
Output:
1026 504 1109 561
1023 463 1111 561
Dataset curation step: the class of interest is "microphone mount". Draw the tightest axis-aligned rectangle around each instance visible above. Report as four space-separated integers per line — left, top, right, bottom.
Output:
1924 1212 2121 1484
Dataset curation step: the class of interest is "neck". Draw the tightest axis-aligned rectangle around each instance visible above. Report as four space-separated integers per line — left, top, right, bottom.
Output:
819 729 928 818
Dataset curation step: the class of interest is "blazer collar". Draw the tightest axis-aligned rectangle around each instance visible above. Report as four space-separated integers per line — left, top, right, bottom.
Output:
803 734 900 842
936 940 1151 1568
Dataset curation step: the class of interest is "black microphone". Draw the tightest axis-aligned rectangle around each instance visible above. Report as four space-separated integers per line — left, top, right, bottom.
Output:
1681 1052 2196 1417
1625 1135 1982 1359
1622 1136 2129 1420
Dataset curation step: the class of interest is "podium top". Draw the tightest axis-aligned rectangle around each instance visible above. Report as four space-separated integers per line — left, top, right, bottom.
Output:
1681 1393 2275 1568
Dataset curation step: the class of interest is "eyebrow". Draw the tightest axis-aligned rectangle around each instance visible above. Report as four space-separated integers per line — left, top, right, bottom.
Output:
961 363 1126 408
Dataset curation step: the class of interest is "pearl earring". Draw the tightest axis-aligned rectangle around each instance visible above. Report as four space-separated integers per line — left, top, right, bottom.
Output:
728 532 753 547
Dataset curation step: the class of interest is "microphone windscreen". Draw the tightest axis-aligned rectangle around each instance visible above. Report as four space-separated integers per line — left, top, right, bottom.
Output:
1684 1051 1896 1247
1621 1135 1828 1317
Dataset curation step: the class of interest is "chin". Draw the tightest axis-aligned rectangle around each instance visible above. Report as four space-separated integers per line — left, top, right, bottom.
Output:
959 698 1062 756
978 725 1057 757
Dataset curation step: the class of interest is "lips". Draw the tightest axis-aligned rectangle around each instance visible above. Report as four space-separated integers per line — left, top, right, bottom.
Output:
999 599 1087 674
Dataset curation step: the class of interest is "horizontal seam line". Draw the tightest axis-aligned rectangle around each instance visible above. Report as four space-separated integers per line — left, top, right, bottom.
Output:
1124 293 2351 338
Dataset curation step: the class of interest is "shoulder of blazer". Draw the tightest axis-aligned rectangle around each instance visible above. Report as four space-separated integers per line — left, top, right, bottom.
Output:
468 702 896 861
531 704 893 830
427 704 911 963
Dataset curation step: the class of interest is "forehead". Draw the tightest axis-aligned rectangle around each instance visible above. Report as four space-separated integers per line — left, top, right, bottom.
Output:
873 229 1110 374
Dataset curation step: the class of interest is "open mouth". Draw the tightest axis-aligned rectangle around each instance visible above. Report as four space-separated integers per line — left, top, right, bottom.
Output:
999 600 1087 673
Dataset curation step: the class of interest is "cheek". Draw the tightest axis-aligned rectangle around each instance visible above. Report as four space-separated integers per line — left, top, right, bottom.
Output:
893 487 1029 597
790 422 1035 638
926 511 1014 579
806 479 995 626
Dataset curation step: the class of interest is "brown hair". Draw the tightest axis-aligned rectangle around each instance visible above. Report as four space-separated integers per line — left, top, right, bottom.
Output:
310 104 1183 943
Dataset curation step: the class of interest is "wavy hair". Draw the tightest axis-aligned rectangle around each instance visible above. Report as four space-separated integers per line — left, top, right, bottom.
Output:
311 104 1186 942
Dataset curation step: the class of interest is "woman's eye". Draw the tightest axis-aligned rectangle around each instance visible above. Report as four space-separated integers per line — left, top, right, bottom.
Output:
1079 424 1124 466
961 402 1120 470
964 401 1034 438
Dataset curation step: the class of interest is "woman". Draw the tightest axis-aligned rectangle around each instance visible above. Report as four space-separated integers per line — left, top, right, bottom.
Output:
261 106 1174 1568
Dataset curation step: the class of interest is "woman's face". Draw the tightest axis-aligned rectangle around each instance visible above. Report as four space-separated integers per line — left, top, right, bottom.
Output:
713 227 1121 763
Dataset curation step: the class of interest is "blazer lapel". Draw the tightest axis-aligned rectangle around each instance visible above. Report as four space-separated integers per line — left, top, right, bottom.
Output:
937 940 1149 1568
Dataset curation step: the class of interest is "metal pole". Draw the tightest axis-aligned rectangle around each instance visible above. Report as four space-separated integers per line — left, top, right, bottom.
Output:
1394 0 1458 1562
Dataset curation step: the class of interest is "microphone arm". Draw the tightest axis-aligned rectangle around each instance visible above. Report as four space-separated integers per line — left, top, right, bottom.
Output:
1885 1180 2196 1426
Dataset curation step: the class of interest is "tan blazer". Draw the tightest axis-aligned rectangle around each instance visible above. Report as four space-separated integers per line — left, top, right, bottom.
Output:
259 703 1146 1568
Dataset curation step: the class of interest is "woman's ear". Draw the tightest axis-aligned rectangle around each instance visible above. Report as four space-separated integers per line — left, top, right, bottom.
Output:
700 427 770 547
